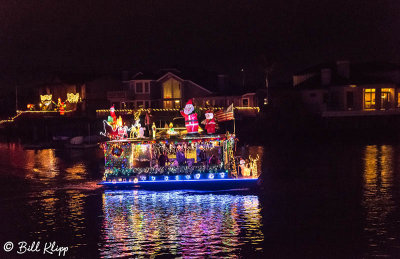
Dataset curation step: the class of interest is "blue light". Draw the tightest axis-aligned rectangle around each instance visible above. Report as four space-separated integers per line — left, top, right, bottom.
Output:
175 175 179 180
185 175 191 180
220 172 225 178
195 173 200 179
140 176 146 181
165 176 169 181
151 176 156 181
100 178 258 185
208 173 214 179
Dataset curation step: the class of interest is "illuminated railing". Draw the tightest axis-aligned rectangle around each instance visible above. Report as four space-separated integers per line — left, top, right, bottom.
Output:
0 110 74 125
96 106 260 115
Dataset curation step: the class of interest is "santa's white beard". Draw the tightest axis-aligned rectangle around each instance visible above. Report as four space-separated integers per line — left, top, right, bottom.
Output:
184 105 194 114
205 114 213 119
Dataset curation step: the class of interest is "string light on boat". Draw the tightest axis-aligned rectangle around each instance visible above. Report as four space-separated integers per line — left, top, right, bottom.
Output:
96 106 260 114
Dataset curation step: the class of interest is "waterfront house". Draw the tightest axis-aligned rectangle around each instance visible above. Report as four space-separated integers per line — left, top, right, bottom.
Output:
293 61 400 117
35 74 121 114
107 69 258 110
36 75 86 112
108 69 212 109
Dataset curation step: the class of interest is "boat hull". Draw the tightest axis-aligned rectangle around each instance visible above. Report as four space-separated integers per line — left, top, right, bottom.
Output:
98 178 259 190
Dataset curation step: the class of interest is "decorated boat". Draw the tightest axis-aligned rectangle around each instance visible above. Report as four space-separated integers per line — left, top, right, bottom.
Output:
98 100 260 189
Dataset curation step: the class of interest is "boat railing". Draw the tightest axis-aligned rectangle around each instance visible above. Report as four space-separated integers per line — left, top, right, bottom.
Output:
105 164 227 178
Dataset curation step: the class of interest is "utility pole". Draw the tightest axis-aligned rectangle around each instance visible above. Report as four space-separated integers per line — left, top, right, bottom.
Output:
241 68 245 89
15 85 18 112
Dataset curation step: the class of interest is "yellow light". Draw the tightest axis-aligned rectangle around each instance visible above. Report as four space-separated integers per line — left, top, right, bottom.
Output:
117 116 123 127
67 93 79 103
40 94 52 102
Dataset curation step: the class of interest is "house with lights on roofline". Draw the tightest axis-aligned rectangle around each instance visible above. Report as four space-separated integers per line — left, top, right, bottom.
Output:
105 68 259 116
293 60 400 117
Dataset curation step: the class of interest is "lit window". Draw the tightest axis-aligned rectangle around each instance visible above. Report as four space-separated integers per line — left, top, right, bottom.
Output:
162 78 181 108
163 100 173 109
363 88 376 110
381 88 393 110
397 92 400 107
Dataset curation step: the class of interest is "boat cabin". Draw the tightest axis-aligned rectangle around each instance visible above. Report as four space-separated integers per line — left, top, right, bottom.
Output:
102 134 237 183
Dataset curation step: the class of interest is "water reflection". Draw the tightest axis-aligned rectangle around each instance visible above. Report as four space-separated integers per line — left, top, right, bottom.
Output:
363 145 397 257
0 143 102 186
100 190 263 258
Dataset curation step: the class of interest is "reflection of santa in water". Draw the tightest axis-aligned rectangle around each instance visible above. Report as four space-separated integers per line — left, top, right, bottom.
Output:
180 99 198 134
202 110 216 134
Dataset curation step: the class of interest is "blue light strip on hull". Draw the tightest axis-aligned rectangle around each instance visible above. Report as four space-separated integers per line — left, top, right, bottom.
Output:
99 178 258 185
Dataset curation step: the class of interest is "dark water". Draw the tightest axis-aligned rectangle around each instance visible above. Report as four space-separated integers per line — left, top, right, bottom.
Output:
0 142 400 258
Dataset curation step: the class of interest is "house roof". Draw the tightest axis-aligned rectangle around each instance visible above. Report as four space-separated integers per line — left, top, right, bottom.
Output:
296 74 397 90
125 67 260 95
295 61 400 89
294 61 400 76
127 68 219 93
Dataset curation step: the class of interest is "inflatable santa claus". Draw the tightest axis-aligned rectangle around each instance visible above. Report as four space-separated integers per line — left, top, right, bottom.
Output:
110 105 117 122
180 99 199 134
202 110 216 134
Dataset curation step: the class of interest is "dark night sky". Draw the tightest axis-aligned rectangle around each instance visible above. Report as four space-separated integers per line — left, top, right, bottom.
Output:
0 0 399 85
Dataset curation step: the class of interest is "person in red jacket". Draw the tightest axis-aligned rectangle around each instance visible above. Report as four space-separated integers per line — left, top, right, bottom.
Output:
202 110 216 134
180 99 199 134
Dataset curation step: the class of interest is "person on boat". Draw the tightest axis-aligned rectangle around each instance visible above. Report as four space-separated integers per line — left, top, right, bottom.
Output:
158 152 168 167
197 146 207 164
180 99 199 134
209 154 219 166
176 145 186 165
145 111 152 137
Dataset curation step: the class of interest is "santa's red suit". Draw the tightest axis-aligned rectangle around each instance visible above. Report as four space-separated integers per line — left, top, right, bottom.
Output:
205 118 216 134
181 111 199 133
110 106 117 122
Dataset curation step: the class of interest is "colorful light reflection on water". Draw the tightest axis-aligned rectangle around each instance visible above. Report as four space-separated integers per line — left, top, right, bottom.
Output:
99 190 263 258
